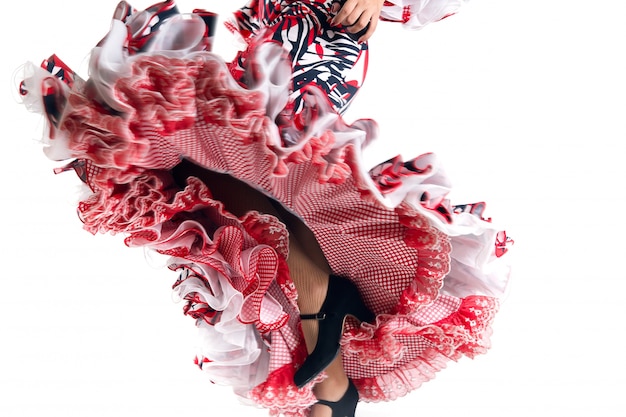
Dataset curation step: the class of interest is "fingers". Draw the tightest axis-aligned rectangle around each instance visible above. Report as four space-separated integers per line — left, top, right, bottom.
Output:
331 0 382 43
331 0 358 27
347 9 373 33
357 16 378 43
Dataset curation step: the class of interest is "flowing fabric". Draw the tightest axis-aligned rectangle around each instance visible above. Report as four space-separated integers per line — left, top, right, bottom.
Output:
18 1 512 416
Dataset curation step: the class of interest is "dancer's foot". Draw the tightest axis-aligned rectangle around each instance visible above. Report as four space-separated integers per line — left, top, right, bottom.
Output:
311 373 359 417
294 274 374 388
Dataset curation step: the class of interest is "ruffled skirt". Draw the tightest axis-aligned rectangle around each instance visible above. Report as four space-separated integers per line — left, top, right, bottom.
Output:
18 1 511 416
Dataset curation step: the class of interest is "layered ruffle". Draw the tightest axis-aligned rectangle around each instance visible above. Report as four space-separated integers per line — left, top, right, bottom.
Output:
380 0 469 30
18 1 511 415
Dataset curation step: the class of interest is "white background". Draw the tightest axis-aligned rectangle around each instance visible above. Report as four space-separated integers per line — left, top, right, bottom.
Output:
1 1 625 416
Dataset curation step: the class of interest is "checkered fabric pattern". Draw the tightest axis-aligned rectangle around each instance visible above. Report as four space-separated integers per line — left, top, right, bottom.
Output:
18 1 509 415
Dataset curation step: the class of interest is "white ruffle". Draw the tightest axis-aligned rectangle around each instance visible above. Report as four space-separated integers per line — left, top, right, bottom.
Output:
90 13 219 112
444 229 511 299
173 265 271 391
18 63 74 160
381 0 469 30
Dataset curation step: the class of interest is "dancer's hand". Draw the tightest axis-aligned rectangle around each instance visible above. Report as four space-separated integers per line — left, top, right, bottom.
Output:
331 0 386 43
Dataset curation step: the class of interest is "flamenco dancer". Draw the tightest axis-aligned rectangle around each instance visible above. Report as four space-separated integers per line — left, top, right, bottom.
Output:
18 1 512 416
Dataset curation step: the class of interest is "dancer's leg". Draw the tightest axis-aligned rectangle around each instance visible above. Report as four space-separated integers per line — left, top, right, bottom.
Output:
286 231 351 417
173 162 352 413
180 164 331 324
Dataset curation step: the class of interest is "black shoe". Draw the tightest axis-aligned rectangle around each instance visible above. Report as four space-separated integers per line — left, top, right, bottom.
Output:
316 379 360 417
294 275 375 388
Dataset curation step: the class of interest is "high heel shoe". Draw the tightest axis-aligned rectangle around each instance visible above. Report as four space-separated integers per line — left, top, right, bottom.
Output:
294 275 374 388
316 379 359 417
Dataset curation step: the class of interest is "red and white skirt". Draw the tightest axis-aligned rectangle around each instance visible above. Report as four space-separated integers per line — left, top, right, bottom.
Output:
18 1 511 416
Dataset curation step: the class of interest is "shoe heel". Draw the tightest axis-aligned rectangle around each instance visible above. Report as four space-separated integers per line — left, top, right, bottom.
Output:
294 275 374 388
349 296 375 324
342 279 375 324
316 379 359 417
